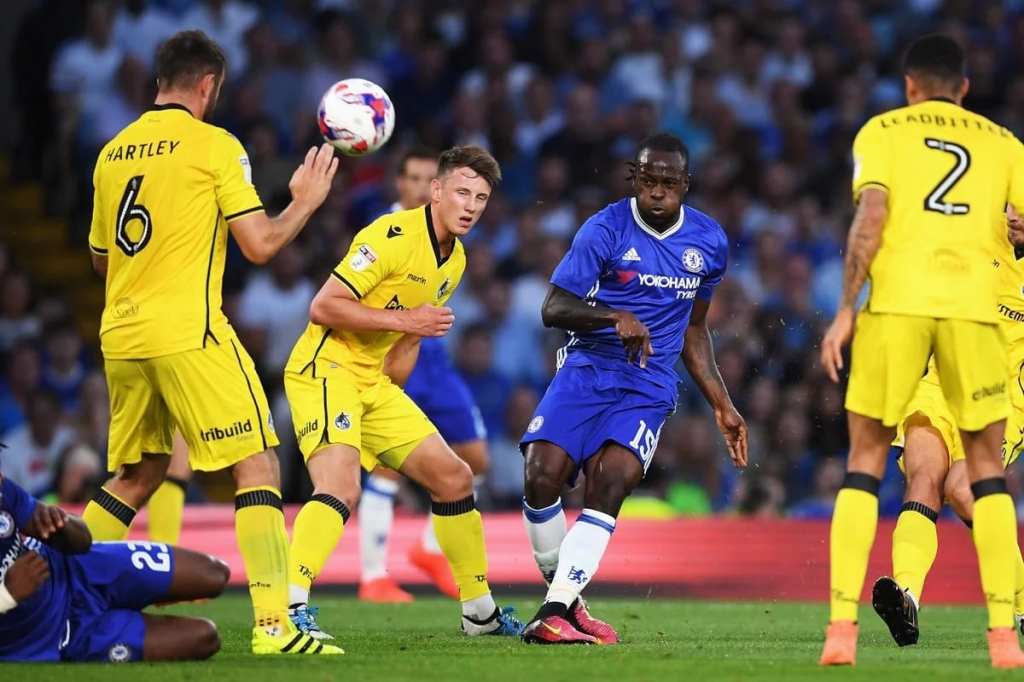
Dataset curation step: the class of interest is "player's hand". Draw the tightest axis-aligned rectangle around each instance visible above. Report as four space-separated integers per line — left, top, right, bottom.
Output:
4 551 50 602
611 310 654 368
820 307 855 384
715 405 748 469
25 503 66 541
403 304 455 337
289 143 339 212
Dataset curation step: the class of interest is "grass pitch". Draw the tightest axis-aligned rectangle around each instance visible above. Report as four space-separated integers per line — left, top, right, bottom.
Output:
6 594 1012 681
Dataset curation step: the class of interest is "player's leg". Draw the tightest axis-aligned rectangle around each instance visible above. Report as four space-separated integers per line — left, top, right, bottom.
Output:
288 442 362 638
83 359 174 540
393 433 523 636
147 432 192 545
822 311 932 666
408 396 489 600
61 543 229 663
945 457 1024 634
520 366 602 589
358 465 412 602
873 411 949 647
159 342 340 656
937 318 1023 667
366 384 522 636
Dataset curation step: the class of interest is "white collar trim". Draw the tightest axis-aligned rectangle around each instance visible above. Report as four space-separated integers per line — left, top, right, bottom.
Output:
630 198 684 240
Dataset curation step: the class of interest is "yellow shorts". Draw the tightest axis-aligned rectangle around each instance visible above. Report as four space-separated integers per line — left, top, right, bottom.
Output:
284 361 437 472
105 338 278 473
894 375 965 471
846 311 1009 431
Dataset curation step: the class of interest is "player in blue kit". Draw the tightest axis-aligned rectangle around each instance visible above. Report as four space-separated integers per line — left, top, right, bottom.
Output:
354 147 489 604
519 134 749 645
0 467 231 662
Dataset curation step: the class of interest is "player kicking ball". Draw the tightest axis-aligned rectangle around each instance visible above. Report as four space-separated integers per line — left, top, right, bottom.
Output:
871 209 1024 646
0 467 230 662
519 133 748 645
284 145 525 641
357 147 490 603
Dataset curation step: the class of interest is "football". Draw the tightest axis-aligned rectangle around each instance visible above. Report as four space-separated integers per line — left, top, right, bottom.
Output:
317 78 395 156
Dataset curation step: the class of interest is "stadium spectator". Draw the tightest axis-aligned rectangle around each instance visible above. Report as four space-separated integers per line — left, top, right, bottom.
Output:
0 271 41 354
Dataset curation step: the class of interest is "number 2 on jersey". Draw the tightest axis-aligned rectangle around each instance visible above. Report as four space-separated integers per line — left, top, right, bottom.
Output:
115 175 154 256
923 138 970 216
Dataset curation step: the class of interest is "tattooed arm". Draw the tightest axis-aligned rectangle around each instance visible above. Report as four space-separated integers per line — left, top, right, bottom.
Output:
682 299 747 467
820 187 888 382
838 188 887 312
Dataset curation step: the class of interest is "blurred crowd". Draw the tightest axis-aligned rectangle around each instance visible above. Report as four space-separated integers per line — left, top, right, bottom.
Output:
7 0 1024 517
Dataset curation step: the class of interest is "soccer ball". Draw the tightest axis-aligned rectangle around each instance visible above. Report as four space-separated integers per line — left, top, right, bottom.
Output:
317 78 395 157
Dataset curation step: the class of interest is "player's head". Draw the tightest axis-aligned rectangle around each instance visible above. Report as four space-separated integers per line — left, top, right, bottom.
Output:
396 146 439 210
156 30 228 122
630 133 690 230
902 34 969 105
431 144 502 238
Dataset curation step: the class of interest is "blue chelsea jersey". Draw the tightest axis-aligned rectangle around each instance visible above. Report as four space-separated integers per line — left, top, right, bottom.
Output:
0 476 70 661
550 198 729 390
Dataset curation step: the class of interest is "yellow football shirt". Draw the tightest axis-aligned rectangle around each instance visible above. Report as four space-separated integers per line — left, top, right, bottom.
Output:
89 103 264 359
995 234 1024 344
852 98 1024 322
286 205 465 385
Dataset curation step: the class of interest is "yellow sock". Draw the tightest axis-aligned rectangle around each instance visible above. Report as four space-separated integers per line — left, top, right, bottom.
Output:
973 482 1017 629
82 486 137 540
829 480 879 623
431 495 490 601
236 486 291 632
1013 542 1024 616
892 503 939 601
147 477 187 545
289 494 349 600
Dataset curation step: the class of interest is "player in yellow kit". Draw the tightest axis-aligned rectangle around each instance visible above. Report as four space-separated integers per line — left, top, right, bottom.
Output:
870 207 1024 646
283 145 525 644
81 30 342 655
818 34 1024 667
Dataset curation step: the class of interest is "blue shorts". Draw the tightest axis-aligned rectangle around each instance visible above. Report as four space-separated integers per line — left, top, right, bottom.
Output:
62 542 176 663
405 362 486 445
520 364 677 486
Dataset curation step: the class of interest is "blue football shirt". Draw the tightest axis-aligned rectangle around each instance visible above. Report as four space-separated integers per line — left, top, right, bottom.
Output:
550 198 729 391
0 476 71 661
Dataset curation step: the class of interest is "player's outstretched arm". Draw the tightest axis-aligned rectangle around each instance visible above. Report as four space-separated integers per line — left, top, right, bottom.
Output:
541 284 654 366
309 276 454 336
229 144 339 265
22 502 91 555
383 334 422 388
820 187 887 383
682 298 748 468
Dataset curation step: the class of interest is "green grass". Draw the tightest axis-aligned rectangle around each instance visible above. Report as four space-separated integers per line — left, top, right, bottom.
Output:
5 595 1014 680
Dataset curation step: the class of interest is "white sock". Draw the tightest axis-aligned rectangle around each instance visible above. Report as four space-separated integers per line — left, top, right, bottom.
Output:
523 497 567 585
546 508 616 607
462 592 498 620
289 584 309 609
360 473 400 581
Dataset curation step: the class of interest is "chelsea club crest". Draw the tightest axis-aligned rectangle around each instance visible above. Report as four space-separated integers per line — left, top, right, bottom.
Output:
682 248 704 273
0 512 12 539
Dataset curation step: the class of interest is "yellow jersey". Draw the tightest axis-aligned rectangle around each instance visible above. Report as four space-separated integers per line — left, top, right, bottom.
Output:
995 236 1024 345
89 103 264 359
286 205 465 385
852 98 1024 323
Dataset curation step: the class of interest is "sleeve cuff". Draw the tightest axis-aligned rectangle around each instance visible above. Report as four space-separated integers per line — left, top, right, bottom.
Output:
332 270 362 300
89 243 108 255
853 182 889 200
224 205 265 222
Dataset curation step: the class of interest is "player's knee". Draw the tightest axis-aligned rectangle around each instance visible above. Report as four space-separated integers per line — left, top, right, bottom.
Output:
428 456 473 501
114 465 165 505
231 448 282 491
200 555 231 598
945 476 974 520
192 618 221 660
523 447 565 506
